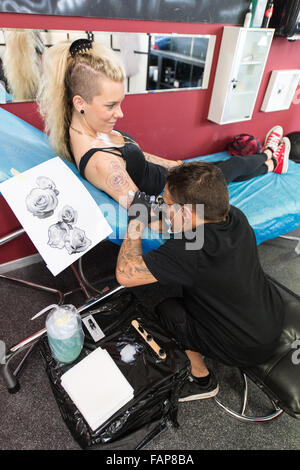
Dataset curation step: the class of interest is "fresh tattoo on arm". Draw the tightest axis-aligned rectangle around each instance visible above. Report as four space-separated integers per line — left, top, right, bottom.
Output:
94 156 138 207
104 158 131 193
105 170 130 193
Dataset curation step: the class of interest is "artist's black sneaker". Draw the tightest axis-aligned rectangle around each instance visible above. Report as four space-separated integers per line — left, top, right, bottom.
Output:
179 371 219 402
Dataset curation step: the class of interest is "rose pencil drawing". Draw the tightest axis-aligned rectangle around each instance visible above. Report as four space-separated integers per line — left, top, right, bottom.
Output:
64 227 92 254
25 176 59 219
25 176 92 256
47 221 70 249
36 176 59 193
47 205 91 255
59 205 77 226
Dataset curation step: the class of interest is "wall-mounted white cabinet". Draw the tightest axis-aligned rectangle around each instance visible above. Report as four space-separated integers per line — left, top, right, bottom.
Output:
208 27 274 125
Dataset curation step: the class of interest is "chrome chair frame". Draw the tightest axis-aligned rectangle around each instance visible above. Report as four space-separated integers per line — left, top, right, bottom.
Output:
279 235 300 255
214 274 300 424
214 370 284 423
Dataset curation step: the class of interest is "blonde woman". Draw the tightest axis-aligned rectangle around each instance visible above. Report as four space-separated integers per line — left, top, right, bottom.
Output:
37 38 179 209
37 39 289 210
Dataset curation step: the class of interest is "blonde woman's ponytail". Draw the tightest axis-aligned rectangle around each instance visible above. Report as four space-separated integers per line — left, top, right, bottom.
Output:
37 42 73 160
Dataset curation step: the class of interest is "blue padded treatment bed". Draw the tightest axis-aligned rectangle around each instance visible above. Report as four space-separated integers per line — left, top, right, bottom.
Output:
1 107 300 254
0 108 164 253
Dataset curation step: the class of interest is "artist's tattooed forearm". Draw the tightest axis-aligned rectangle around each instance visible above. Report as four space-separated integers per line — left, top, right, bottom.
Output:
116 237 153 281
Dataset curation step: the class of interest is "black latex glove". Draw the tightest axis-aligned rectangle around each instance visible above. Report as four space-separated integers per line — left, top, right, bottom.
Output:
128 191 155 225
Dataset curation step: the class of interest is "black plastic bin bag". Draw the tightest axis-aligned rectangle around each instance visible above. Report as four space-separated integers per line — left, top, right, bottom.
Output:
39 290 190 450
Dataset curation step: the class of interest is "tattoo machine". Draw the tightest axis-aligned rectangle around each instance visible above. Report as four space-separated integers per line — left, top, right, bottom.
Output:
128 191 154 225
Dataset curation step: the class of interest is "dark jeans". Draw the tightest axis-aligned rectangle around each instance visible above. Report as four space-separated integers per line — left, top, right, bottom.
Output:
215 153 268 184
155 297 222 360
155 296 278 368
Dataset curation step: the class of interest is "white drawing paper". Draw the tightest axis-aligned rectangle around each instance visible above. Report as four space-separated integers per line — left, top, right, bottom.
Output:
61 347 134 431
0 157 113 276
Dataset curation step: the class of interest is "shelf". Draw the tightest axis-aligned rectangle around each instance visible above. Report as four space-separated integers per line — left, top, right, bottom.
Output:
221 116 252 124
240 61 262 66
207 26 274 125
232 90 256 95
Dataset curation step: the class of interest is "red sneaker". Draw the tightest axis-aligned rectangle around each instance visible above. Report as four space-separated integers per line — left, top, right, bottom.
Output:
263 125 283 154
273 137 290 174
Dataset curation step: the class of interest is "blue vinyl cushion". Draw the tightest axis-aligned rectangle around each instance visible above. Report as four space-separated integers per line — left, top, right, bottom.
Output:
1 107 300 252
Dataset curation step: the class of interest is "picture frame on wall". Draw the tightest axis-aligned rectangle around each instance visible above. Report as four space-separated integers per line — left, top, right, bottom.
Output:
261 69 300 112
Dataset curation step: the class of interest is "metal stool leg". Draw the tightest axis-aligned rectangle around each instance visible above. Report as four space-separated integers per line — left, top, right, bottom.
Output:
0 341 38 394
214 370 284 422
0 273 64 304
0 229 102 303
279 235 300 255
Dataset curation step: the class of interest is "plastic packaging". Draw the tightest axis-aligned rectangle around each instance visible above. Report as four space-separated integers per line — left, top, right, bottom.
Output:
39 291 190 450
44 304 84 363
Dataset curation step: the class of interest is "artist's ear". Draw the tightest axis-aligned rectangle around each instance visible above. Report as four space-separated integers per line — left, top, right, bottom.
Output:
73 95 86 113
182 204 193 221
181 204 194 231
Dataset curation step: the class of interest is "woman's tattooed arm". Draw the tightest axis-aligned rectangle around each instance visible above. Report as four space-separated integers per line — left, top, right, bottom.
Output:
84 152 138 208
144 152 179 169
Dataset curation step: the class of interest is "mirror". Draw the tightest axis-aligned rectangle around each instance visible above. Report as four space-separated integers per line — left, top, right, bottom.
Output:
0 28 216 103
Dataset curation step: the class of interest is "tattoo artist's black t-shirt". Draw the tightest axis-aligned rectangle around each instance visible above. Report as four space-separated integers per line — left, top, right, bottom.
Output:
142 206 284 365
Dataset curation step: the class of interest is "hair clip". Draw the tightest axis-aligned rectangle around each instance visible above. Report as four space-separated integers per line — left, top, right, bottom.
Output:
69 38 93 58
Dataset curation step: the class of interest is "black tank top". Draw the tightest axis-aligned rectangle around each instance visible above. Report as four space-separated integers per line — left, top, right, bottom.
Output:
78 130 166 196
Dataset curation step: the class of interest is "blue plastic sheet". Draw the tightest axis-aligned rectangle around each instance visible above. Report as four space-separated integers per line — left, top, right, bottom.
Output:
1 107 300 250
186 154 300 245
0 108 163 253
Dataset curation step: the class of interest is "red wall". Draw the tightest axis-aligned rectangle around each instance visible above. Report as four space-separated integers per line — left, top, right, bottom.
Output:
1 12 300 264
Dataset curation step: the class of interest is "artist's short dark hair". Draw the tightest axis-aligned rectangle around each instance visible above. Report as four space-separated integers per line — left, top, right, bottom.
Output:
166 161 230 221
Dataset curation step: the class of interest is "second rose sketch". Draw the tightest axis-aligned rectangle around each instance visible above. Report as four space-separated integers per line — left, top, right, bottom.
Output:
25 176 92 255
48 205 92 255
